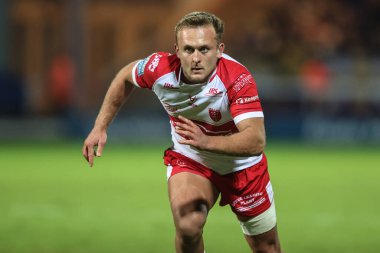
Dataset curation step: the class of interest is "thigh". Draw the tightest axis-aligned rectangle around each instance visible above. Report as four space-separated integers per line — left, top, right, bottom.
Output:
164 149 220 216
244 226 281 253
217 155 273 218
168 172 219 216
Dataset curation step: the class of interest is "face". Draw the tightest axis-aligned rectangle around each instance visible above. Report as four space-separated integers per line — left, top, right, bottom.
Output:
175 25 224 84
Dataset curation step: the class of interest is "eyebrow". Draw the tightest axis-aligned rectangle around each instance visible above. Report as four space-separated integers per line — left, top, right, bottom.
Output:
183 44 210 49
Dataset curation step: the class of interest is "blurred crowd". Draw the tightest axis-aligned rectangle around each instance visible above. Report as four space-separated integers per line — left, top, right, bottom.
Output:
0 0 379 118
222 0 379 73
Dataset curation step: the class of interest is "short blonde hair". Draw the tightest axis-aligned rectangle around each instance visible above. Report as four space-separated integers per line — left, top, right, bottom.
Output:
175 11 224 43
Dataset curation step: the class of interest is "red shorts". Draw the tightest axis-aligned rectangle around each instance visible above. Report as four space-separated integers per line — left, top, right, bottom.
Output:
164 149 274 217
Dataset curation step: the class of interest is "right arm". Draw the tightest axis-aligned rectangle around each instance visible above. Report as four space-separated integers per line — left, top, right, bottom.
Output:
82 60 138 167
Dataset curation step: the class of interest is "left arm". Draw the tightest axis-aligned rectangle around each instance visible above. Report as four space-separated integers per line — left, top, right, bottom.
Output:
175 115 266 156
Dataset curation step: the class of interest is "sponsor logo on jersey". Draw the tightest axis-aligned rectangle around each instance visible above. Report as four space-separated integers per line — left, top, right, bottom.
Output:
235 95 259 104
233 193 264 206
234 196 266 212
209 108 222 122
206 87 222 96
137 57 150 76
233 73 254 92
176 159 187 167
163 83 179 89
148 54 162 72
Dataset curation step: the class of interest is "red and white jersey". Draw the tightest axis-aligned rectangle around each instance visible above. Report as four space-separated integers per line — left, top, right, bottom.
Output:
131 52 264 175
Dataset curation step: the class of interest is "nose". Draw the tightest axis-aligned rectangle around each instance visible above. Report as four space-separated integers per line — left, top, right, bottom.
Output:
192 50 201 63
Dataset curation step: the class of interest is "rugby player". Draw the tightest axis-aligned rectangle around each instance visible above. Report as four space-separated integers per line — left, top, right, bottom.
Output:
83 11 282 253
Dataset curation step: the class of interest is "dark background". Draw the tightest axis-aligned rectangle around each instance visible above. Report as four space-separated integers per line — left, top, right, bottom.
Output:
1 0 379 144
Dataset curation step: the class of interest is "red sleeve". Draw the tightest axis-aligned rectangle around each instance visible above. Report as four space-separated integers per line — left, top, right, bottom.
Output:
132 52 171 89
227 72 263 120
217 57 263 120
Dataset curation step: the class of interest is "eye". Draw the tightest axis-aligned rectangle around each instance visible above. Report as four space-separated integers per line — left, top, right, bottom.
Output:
200 47 209 54
184 47 194 54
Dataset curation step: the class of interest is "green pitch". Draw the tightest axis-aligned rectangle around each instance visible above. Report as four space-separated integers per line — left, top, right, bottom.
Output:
0 141 379 253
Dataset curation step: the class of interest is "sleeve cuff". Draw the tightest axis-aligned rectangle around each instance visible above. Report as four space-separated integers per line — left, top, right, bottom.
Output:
131 61 142 88
233 111 264 125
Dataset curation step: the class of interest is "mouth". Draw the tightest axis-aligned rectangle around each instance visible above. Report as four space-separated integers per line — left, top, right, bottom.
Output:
191 67 203 73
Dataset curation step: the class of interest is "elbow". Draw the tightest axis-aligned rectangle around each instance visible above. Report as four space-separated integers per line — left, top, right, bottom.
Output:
248 137 266 156
258 138 266 154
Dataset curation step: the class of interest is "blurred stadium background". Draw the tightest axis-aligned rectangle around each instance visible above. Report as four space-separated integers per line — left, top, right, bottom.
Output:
1 0 379 143
0 1 379 253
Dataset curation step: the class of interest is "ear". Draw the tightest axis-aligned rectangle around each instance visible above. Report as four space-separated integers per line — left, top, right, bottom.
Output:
174 43 179 57
217 43 225 58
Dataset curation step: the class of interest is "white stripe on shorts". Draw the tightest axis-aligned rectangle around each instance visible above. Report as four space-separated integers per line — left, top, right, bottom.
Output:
166 165 173 180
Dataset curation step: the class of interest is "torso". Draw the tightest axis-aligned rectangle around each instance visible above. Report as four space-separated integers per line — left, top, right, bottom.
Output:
132 52 264 174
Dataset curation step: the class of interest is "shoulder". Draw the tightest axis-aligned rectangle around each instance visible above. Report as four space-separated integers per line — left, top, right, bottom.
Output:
133 52 180 88
137 52 179 76
216 54 255 89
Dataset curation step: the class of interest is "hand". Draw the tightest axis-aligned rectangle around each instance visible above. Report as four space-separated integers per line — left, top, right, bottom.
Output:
174 115 209 150
82 128 107 167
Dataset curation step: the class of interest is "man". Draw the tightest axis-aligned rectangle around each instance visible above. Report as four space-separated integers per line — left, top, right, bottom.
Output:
83 11 282 253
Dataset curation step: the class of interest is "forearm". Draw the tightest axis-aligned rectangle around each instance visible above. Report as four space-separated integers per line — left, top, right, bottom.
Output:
93 66 135 130
205 126 265 156
176 116 266 156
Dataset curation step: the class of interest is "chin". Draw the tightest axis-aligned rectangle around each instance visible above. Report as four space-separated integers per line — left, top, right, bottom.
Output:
188 74 208 84
183 70 209 83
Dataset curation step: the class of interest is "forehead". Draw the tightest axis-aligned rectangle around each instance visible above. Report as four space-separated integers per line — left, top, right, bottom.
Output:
176 25 217 47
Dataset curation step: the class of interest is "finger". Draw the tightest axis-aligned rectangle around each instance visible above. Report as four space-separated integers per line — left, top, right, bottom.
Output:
179 116 198 129
87 145 95 167
178 115 193 124
176 120 197 133
96 142 104 157
175 128 188 137
174 125 185 131
178 115 188 122
82 144 89 160
175 125 195 137
88 153 94 167
175 122 192 131
178 138 194 146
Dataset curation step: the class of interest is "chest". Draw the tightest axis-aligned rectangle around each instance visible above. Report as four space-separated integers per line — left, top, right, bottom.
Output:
152 77 232 124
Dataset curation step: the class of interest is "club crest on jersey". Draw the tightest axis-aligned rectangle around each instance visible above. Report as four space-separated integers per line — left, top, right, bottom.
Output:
209 108 222 122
